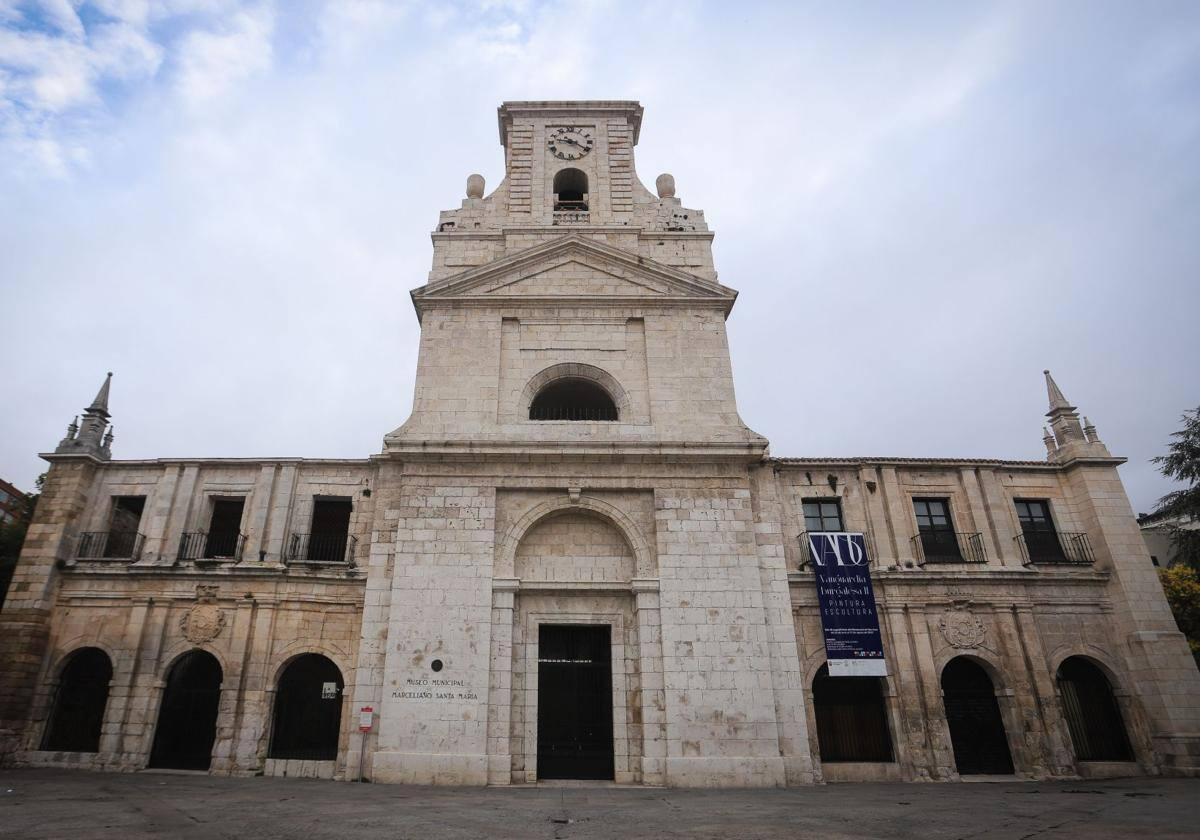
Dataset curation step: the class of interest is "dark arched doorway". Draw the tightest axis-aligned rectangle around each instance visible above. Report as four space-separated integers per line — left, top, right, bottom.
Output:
269 654 345 761
1057 657 1133 761
941 657 1014 774
812 664 894 762
149 650 222 770
42 648 112 752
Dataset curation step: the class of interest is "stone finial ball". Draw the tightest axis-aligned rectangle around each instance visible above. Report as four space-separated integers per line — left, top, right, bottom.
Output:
466 173 485 199
655 173 676 199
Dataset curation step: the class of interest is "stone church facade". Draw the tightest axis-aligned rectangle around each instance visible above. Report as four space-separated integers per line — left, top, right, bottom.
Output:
2 101 1197 786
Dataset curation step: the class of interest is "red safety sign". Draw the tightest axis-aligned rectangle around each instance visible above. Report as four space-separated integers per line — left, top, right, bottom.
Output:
358 706 373 733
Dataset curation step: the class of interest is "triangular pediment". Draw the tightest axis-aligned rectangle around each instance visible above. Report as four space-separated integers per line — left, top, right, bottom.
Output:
412 235 737 314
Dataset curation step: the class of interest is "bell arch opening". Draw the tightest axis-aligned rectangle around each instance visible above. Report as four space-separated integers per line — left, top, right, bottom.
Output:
553 168 588 211
41 647 113 753
269 653 345 761
1056 656 1133 761
811 663 893 763
530 378 618 422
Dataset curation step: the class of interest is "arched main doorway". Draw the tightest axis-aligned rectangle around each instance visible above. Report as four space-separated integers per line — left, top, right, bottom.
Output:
812 664 894 762
269 654 345 761
941 657 1014 775
149 650 222 770
42 648 113 753
1057 657 1133 761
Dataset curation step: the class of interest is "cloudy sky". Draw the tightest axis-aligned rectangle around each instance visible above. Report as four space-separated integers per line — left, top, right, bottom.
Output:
1 0 1197 514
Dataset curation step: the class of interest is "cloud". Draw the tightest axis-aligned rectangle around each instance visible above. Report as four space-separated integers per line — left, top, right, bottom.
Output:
174 4 275 105
0 0 1198 516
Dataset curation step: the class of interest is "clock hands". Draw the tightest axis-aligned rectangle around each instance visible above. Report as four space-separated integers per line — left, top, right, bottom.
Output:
548 128 593 159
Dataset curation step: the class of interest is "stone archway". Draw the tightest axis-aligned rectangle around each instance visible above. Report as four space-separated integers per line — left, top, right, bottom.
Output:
1056 656 1134 762
149 650 222 770
941 656 1014 775
41 647 112 753
269 653 346 762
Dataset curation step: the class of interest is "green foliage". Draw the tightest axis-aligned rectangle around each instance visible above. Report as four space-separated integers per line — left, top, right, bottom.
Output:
0 472 41 609
1159 565 1200 668
1152 407 1200 570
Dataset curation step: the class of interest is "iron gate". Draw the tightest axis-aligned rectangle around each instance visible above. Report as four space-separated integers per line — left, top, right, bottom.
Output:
537 624 615 780
149 650 222 770
942 658 1014 775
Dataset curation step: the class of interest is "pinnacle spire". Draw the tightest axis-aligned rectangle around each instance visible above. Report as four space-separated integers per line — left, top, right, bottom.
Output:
88 371 113 416
54 372 115 460
1043 369 1073 415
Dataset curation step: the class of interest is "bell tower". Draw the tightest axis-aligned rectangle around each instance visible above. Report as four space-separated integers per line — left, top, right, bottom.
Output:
389 100 763 456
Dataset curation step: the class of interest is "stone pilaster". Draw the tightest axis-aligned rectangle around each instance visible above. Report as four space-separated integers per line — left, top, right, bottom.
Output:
634 580 667 785
486 581 516 784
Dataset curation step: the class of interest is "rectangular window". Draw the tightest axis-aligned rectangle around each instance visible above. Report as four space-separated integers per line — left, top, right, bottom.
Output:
105 496 146 558
1015 499 1063 561
206 498 245 558
308 497 353 563
802 499 844 532
913 498 961 561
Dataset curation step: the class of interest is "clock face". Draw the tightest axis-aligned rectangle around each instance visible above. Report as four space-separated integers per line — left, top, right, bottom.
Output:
548 126 594 160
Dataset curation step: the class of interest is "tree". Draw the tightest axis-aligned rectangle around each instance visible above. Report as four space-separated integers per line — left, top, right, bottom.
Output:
1159 565 1200 668
1151 406 1200 570
0 473 42 610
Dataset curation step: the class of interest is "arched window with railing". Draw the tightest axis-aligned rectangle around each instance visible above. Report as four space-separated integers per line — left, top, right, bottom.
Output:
529 378 618 421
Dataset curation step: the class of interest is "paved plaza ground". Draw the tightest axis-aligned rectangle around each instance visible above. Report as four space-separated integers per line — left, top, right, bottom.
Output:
0 768 1197 839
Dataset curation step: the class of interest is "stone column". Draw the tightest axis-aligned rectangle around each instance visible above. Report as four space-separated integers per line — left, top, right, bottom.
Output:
0 456 98 761
905 605 956 778
1011 605 1075 776
882 603 935 779
230 597 275 774
211 595 256 775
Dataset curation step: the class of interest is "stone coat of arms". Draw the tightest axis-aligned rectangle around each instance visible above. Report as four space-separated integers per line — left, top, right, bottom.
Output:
181 585 226 643
938 605 986 649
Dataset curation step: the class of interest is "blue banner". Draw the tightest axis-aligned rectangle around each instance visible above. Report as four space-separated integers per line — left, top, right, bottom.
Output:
808 532 887 677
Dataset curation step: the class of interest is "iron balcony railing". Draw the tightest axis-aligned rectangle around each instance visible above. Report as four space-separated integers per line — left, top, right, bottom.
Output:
796 531 878 570
529 404 618 421
77 531 144 561
1014 530 1095 566
285 533 357 566
911 530 988 565
178 530 246 562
